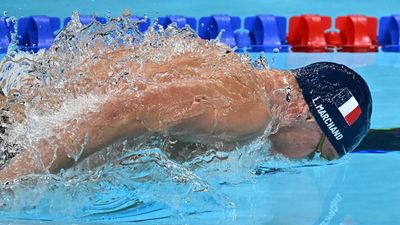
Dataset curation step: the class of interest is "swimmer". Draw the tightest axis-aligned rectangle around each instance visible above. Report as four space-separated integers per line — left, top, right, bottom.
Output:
0 38 372 182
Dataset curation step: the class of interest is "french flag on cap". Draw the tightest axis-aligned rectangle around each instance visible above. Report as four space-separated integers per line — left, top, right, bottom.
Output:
333 88 362 126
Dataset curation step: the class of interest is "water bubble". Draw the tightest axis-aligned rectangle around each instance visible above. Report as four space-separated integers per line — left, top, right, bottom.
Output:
4 16 19 56
122 9 131 17
143 14 149 22
240 53 251 64
252 51 269 70
106 11 112 20
214 29 225 44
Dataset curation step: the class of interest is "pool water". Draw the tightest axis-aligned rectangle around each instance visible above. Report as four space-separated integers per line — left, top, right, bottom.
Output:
1 0 400 224
0 153 399 224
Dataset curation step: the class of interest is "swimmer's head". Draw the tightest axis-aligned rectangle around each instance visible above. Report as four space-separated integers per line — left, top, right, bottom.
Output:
292 62 372 158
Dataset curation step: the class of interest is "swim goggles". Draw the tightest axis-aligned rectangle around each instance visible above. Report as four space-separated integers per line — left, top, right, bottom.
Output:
308 133 326 159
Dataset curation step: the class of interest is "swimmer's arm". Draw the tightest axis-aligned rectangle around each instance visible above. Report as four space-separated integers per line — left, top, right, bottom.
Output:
0 81 270 182
0 94 148 181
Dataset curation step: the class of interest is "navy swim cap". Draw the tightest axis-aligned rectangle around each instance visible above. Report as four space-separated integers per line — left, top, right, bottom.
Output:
292 62 372 157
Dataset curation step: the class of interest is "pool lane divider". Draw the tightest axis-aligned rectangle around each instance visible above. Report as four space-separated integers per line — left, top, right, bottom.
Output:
2 14 400 53
354 128 400 152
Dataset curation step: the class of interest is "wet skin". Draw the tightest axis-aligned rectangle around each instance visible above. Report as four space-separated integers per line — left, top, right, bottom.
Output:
0 45 339 182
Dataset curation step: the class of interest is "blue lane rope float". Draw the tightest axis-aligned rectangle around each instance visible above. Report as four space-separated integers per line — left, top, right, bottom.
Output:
243 15 289 52
378 15 400 52
234 31 251 51
129 16 151 33
0 17 14 54
158 15 196 30
198 15 241 48
64 15 107 27
18 16 60 52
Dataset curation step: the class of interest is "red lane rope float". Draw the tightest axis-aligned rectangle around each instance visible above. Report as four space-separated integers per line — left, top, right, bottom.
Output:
287 14 333 52
335 15 378 52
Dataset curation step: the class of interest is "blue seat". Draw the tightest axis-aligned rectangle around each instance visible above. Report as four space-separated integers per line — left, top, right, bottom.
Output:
243 15 288 52
0 17 14 53
158 16 196 30
379 15 400 52
129 16 151 33
64 15 107 27
198 15 241 48
18 16 60 52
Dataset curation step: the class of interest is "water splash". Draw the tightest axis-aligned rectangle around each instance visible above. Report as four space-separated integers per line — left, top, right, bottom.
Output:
4 16 18 57
0 145 238 222
270 47 280 67
253 51 269 70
